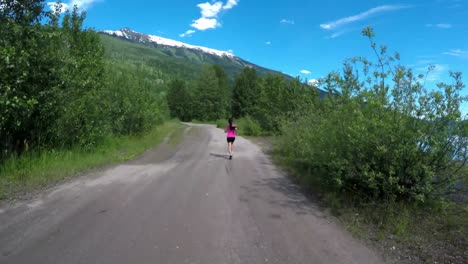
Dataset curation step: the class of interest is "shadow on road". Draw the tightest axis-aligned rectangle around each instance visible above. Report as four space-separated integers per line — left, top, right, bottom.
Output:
241 177 327 219
209 153 230 160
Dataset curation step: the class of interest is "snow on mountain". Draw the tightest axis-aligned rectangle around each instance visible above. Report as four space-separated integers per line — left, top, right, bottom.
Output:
101 29 235 59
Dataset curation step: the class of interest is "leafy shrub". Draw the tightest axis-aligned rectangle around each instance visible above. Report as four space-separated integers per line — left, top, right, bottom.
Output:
52 89 111 150
216 119 227 129
1 2 170 159
236 116 263 136
104 64 168 135
167 79 192 122
276 27 467 204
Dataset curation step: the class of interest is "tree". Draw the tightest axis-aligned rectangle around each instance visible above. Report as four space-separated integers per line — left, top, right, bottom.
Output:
212 64 230 116
255 74 286 132
192 65 229 121
1 0 60 156
232 67 259 118
1 1 109 155
167 79 192 121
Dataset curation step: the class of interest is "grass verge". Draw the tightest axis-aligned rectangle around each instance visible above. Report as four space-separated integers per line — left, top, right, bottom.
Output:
337 201 468 263
0 121 182 200
284 164 467 263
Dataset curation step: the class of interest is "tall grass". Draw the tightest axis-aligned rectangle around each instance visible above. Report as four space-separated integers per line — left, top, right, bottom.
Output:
0 121 182 200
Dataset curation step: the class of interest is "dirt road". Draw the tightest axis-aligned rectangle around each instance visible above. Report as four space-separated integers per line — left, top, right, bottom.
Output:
0 124 383 264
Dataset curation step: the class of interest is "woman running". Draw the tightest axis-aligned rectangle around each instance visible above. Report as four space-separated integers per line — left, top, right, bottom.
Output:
225 118 237 160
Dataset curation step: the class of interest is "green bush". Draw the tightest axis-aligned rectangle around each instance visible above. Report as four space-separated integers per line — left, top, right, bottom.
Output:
167 79 192 122
0 3 105 155
216 119 227 129
104 63 168 135
52 89 111 150
1 2 170 160
190 65 230 121
236 116 263 136
276 27 467 204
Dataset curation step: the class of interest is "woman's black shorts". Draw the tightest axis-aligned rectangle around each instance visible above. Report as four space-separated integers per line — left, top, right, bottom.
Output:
227 137 236 143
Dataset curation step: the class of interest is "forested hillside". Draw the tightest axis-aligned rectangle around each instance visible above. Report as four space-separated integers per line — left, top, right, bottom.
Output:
99 28 292 81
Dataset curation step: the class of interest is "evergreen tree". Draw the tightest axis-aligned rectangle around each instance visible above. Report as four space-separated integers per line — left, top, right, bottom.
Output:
255 74 285 132
167 79 192 121
192 65 230 121
231 67 258 118
212 64 230 117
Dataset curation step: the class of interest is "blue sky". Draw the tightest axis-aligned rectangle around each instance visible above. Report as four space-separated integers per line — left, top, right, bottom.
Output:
48 0 468 113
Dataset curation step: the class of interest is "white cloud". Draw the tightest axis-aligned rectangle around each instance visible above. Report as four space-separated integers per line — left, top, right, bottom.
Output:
197 0 238 17
300 70 311 75
180 30 196 37
191 17 221 30
408 59 435 68
227 49 234 54
198 2 223 18
184 0 238 33
280 19 295 25
416 64 449 82
426 23 452 28
223 0 238 10
443 49 467 57
427 64 448 82
265 41 271 45
47 0 99 12
320 5 410 30
328 31 345 39
437 23 452 28
308 79 319 86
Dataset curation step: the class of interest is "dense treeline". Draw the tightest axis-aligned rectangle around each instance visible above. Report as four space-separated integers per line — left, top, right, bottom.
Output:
167 65 319 134
0 1 168 160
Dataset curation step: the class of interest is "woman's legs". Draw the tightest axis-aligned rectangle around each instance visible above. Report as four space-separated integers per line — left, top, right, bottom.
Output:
227 138 235 158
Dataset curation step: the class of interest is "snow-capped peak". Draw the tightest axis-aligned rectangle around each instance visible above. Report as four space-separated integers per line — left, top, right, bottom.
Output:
101 28 235 59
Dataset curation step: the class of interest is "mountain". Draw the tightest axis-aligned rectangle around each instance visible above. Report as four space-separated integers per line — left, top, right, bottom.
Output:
101 29 235 58
98 28 291 81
